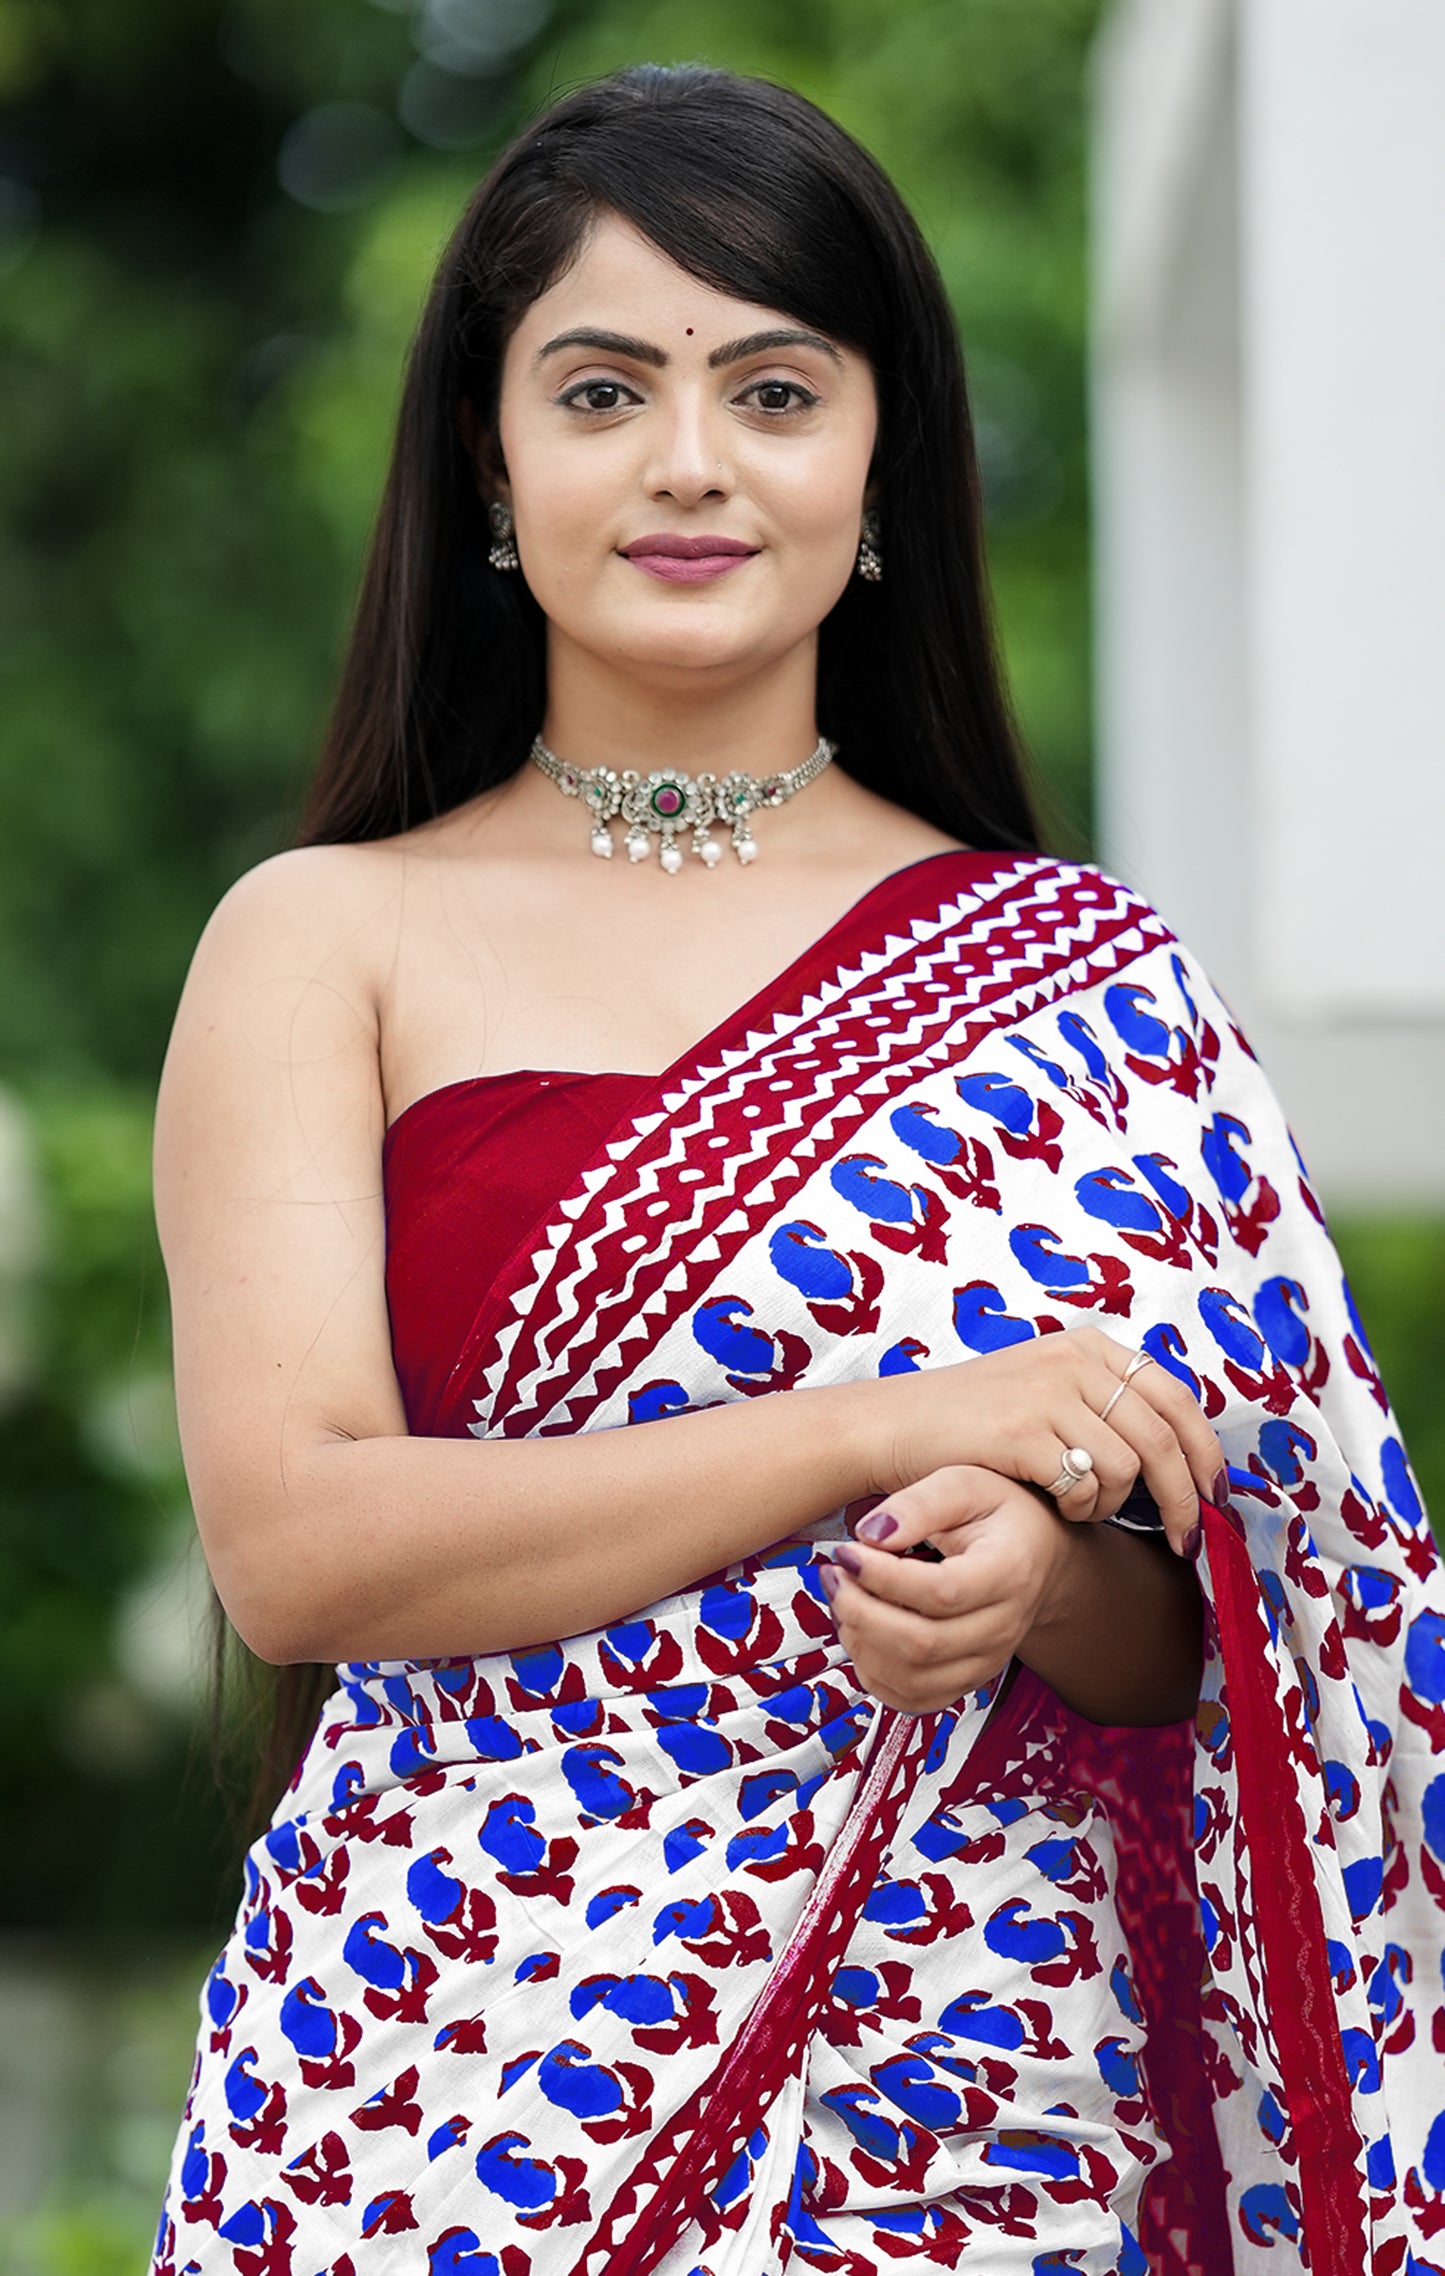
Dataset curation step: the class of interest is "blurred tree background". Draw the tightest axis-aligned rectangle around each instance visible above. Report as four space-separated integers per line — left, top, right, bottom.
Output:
0 0 1440 2266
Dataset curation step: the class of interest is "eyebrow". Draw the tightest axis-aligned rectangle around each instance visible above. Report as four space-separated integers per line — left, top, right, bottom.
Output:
709 328 842 369
532 325 843 371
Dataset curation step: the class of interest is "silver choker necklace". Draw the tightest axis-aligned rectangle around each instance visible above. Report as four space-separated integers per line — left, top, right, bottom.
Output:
530 734 836 872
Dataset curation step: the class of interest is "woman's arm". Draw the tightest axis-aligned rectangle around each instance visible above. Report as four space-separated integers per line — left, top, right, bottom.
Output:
157 854 1222 1666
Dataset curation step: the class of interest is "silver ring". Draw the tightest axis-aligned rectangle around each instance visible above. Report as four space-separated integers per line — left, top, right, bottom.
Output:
1099 1349 1154 1424
1047 1445 1095 1497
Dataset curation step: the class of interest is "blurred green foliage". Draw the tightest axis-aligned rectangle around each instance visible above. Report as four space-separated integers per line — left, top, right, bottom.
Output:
0 1085 232 1939
0 1937 213 2271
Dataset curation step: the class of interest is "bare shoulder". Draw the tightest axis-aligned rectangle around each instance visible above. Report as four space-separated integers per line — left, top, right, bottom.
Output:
155 841 418 1222
173 840 424 1059
190 840 408 986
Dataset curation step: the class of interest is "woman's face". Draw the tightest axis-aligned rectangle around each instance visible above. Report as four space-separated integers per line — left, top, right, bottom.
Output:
488 213 878 688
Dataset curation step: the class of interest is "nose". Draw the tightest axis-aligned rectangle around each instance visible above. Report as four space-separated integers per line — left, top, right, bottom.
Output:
643 386 732 508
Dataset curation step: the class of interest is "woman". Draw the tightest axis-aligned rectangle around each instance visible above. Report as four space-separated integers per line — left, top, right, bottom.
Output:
151 65 1444 2276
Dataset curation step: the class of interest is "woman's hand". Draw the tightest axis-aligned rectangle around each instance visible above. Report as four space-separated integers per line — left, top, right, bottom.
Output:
862 1325 1225 1556
820 1461 1203 1726
820 1465 1071 1713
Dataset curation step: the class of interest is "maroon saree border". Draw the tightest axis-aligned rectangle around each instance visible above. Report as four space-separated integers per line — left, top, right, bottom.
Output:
457 859 1171 1442
1203 1500 1369 2272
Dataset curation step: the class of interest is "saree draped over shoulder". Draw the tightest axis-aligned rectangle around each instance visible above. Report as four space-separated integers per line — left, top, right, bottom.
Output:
154 852 1445 2276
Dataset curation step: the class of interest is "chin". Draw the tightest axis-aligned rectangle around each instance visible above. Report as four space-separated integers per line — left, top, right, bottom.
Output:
592 606 786 677
619 629 783 680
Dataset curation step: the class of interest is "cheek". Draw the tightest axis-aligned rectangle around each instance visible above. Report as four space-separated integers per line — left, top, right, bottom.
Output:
516 460 606 546
499 400 611 553
510 460 618 608
753 443 873 583
768 481 868 614
766 444 870 535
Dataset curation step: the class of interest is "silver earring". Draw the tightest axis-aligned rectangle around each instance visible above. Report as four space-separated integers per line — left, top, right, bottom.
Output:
488 500 520 572
855 508 883 583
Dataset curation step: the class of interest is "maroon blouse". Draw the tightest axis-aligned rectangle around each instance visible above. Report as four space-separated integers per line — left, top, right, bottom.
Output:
381 849 1011 1439
383 1071 648 1437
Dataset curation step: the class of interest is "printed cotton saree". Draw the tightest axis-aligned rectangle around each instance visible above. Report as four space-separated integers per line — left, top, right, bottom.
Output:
154 850 1445 2275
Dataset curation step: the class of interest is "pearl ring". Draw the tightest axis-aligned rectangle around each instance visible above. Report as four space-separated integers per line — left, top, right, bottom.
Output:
1047 1446 1095 1498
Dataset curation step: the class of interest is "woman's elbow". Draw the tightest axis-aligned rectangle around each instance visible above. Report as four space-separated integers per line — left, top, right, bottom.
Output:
189 1433 371 1663
211 1570 330 1667
199 1510 341 1667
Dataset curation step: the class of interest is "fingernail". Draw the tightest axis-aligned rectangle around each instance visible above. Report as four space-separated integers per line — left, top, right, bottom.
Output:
1182 1521 1203 1562
857 1509 897 1543
833 1544 863 1575
1211 1469 1229 1509
818 1563 843 1603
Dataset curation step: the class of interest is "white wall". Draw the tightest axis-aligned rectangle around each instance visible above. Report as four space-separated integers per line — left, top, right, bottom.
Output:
1092 0 1445 1203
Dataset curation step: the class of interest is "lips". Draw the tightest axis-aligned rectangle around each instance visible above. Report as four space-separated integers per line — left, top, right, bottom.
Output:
620 534 758 559
619 533 759 585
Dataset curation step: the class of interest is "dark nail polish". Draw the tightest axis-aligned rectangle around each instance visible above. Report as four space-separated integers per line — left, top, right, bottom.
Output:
818 1562 843 1603
833 1543 863 1575
857 1508 897 1543
1211 1468 1229 1509
1182 1521 1203 1562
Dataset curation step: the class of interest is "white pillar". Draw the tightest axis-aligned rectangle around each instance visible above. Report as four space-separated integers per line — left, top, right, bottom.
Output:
1092 0 1445 1203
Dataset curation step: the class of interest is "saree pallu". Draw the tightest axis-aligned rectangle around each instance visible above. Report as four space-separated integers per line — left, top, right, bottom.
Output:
154 850 1445 2275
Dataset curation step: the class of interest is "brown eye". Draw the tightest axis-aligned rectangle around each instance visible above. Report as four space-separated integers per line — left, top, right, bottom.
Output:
743 380 818 415
558 378 638 414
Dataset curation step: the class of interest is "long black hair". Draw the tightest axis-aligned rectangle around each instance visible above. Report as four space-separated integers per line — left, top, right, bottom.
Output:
238 66 1041 1833
299 62 1040 850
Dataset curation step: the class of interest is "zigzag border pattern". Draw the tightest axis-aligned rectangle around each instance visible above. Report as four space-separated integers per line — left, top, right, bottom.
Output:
475 861 1171 1438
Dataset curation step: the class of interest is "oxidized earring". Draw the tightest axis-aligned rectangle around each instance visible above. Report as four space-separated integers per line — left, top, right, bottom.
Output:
855 508 883 583
488 501 520 572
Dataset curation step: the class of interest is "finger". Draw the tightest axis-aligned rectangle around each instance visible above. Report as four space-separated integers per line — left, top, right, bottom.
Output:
1035 1418 1143 1523
1045 1346 1220 1529
832 1532 997 1619
1038 1361 1157 1517
850 1465 1009 1556
1038 1394 1209 1554
827 1571 1015 1709
1032 1437 1104 1522
1027 1429 1121 1520
1095 1392 1202 1555
853 1651 1012 1716
1123 1363 1226 1498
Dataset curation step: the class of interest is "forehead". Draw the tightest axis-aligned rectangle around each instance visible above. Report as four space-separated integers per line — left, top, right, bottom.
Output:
510 211 836 353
